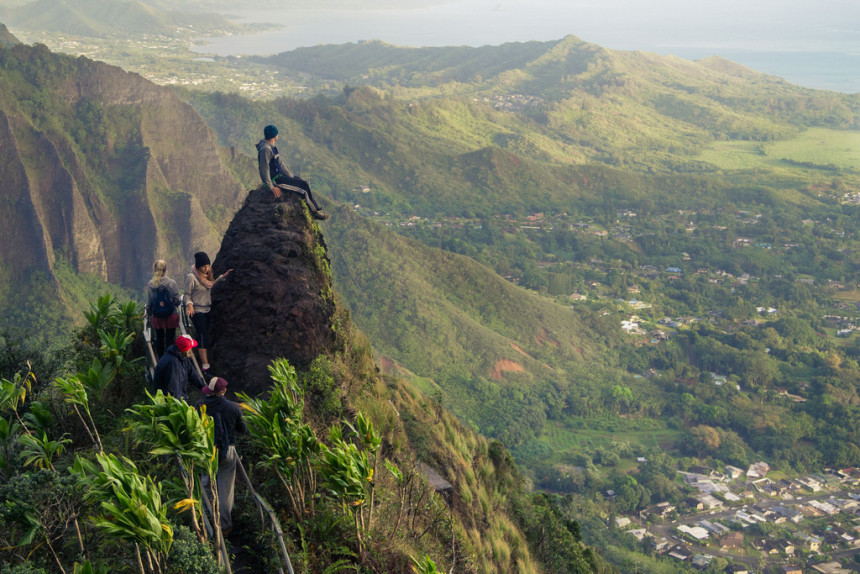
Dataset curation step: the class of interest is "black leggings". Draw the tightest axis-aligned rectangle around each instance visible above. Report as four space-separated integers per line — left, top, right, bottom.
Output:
274 174 322 211
191 311 210 349
153 327 175 358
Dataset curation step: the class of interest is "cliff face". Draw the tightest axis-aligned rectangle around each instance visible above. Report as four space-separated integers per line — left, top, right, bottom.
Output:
0 42 244 319
208 189 336 396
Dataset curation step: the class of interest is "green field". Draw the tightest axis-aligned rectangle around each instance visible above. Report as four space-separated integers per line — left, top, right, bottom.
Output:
531 419 683 459
697 127 860 172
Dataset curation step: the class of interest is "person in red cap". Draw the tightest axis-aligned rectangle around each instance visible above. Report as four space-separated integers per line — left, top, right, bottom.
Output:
197 376 246 535
152 335 206 400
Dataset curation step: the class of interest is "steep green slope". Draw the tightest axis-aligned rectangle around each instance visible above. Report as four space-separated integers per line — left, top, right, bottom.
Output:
0 22 19 45
0 42 245 334
4 0 235 37
325 205 627 446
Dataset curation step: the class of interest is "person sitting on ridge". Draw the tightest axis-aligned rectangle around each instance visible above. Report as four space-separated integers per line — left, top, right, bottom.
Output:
256 124 330 220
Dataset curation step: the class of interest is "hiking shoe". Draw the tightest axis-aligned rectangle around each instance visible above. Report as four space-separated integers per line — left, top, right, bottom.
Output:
312 211 330 220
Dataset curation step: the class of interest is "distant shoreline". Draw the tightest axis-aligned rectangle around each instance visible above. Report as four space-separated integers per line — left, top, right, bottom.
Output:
186 0 860 94
192 27 860 95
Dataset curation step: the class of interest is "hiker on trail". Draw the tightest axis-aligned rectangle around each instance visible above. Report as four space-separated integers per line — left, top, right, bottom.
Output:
197 376 247 535
145 259 181 358
256 124 330 220
153 335 206 400
184 251 231 373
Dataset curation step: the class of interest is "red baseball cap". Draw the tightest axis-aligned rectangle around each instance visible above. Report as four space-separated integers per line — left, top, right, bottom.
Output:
175 335 198 353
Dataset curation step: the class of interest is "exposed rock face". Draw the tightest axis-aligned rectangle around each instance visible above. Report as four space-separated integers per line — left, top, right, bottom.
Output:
0 43 244 312
208 188 336 397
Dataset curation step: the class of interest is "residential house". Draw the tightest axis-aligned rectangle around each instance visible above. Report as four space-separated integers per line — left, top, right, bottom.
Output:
778 540 796 556
691 554 713 570
725 565 750 574
724 465 744 479
720 531 744 550
678 524 709 542
812 562 850 574
747 461 770 479
615 517 631 529
772 505 804 523
690 465 715 477
797 477 824 492
650 536 673 553
779 567 802 574
802 533 822 552
698 494 724 510
698 520 730 536
668 547 692 562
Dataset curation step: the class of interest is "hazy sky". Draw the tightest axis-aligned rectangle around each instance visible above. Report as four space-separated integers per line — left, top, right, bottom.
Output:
198 0 860 91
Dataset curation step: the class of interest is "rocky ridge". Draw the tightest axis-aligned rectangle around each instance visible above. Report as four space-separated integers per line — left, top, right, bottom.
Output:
209 188 336 396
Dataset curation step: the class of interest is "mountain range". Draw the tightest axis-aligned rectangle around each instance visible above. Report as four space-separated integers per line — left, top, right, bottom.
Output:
3 28 860 571
0 0 237 37
0 41 244 334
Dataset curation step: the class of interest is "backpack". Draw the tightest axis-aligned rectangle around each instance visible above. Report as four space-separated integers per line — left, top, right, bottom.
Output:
211 409 230 454
151 286 174 318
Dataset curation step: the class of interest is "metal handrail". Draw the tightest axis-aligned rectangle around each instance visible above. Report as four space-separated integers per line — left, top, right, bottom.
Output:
177 455 232 574
237 457 294 574
147 305 292 573
178 301 206 381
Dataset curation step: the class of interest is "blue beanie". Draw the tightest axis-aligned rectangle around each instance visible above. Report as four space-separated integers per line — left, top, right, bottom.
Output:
264 124 278 139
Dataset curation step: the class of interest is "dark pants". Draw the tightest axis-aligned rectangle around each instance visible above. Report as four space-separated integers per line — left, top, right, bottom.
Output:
201 445 238 531
153 327 176 358
191 311 210 349
274 174 322 211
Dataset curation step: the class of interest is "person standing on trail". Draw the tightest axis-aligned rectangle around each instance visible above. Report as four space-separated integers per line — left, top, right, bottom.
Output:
153 335 206 400
145 259 181 358
184 251 231 373
197 376 246 535
256 124 330 220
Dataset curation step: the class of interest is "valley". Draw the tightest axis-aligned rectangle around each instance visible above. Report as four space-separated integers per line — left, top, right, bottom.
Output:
1 15 860 572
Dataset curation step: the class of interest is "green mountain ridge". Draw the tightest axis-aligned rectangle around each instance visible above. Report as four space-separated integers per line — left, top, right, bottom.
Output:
0 22 19 45
326 205 621 444
3 0 235 37
0 42 244 334
4 30 860 572
0 36 614 574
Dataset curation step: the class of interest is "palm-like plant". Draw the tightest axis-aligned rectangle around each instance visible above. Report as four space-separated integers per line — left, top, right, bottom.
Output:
317 425 374 552
0 369 35 434
411 555 440 574
347 412 381 527
385 459 407 537
83 294 116 333
73 560 111 574
53 376 103 452
239 359 320 521
72 453 173 574
77 358 116 404
125 391 218 545
0 416 20 472
18 431 70 470
98 329 142 377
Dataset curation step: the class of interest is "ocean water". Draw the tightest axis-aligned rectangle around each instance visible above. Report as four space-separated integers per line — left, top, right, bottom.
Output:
191 1 860 94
